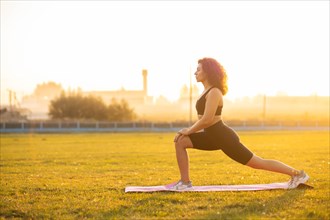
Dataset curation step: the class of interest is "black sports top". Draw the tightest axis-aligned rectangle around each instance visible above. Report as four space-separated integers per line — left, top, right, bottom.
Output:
196 87 222 116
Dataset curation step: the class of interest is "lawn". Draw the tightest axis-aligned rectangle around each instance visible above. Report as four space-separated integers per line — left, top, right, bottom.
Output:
0 131 329 219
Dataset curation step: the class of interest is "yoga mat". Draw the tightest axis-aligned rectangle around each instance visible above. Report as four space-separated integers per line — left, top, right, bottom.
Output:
125 182 312 193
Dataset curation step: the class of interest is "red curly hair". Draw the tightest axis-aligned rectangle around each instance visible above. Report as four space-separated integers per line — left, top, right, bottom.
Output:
198 57 228 95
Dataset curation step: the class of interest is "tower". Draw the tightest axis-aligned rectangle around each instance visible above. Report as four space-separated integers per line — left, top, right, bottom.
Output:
142 69 148 96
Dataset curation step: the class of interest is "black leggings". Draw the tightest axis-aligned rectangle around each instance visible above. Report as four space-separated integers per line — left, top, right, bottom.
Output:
188 120 253 165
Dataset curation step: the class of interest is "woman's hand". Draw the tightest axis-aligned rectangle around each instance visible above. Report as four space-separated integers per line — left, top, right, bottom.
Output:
174 128 190 142
178 128 190 136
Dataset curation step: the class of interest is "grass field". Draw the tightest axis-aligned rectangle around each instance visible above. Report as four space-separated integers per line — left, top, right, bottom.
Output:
0 131 329 219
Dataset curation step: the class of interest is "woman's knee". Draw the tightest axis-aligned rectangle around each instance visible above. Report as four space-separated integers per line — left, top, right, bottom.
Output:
175 136 193 149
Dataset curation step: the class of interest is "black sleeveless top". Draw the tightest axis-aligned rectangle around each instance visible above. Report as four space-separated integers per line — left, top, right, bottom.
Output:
196 87 222 116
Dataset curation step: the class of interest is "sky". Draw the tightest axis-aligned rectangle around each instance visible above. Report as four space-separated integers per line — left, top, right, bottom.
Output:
1 0 329 105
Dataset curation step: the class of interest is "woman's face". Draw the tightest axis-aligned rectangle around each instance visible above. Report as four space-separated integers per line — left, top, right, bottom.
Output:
194 63 207 83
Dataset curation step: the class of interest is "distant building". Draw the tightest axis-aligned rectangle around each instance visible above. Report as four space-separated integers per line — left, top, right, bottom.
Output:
179 84 200 102
85 69 153 105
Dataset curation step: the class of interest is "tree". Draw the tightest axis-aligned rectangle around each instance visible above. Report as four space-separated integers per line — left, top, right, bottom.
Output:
107 98 136 122
48 91 90 120
49 92 136 121
81 95 108 120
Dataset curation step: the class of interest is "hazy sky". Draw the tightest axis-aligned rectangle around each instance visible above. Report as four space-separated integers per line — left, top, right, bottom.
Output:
1 0 329 104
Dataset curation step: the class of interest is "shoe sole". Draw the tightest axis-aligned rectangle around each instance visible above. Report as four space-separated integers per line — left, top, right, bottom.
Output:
170 187 194 191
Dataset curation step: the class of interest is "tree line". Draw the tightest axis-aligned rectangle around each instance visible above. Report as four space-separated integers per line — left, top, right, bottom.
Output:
49 91 136 121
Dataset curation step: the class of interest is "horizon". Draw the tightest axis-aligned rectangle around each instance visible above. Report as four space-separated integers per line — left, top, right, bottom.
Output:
1 1 329 105
2 78 330 108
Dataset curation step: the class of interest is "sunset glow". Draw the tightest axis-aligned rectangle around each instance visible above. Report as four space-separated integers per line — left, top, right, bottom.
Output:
1 1 329 104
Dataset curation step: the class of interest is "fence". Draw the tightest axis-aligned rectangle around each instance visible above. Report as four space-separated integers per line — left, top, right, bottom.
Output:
0 120 328 133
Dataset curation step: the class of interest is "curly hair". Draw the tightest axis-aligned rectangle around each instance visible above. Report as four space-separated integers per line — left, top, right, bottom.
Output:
198 58 228 95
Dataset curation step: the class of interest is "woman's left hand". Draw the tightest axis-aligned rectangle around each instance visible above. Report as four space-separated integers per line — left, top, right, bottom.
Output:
178 128 190 136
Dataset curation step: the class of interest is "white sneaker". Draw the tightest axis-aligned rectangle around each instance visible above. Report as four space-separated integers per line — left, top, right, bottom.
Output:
169 180 193 191
288 170 309 189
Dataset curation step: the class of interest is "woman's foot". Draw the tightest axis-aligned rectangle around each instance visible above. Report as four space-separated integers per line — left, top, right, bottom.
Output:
288 170 309 189
169 180 193 191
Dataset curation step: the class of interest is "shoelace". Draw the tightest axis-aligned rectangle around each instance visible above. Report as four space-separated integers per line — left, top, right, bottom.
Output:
173 181 191 190
289 173 304 187
289 176 297 186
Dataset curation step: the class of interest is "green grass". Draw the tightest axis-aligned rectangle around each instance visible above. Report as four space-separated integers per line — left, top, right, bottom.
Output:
0 131 329 219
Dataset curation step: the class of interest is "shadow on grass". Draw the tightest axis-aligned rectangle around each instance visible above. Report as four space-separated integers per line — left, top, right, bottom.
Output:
100 185 314 219
198 187 312 219
101 193 185 219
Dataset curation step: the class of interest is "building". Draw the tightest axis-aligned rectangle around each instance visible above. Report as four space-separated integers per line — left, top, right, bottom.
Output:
85 69 153 105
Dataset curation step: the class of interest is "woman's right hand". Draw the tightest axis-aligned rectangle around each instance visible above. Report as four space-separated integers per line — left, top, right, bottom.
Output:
174 132 183 143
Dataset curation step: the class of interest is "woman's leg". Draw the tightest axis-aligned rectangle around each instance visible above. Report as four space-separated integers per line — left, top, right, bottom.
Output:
218 124 301 177
175 136 194 182
246 155 300 176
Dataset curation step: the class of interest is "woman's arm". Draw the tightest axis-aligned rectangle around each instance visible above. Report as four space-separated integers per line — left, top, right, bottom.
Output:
178 88 223 136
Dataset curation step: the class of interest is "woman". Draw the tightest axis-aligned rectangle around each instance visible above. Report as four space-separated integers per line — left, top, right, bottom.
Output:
171 57 309 190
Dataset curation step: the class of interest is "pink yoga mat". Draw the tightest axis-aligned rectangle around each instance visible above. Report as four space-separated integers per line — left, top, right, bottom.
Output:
125 182 291 193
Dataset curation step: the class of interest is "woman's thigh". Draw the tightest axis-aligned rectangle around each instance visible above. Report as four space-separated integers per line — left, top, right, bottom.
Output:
189 131 223 150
